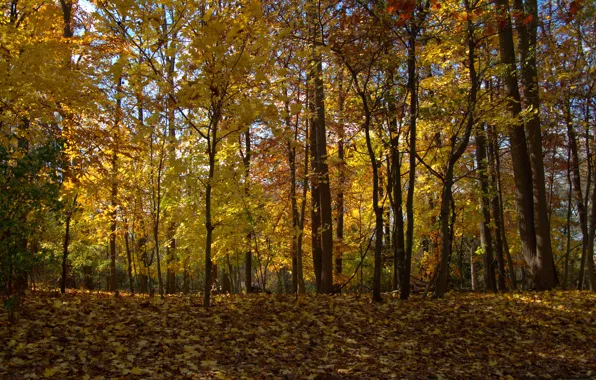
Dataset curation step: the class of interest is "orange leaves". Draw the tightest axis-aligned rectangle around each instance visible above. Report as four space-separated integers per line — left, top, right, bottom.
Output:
387 0 416 26
566 0 583 22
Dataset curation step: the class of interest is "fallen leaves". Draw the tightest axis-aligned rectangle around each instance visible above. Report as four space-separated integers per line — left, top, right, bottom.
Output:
0 290 594 379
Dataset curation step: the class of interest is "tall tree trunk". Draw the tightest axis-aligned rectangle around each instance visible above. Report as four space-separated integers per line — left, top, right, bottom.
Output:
513 0 557 289
433 4 477 297
585 121 596 292
476 124 498 292
486 123 509 290
203 116 219 307
564 146 572 290
336 72 346 278
487 123 516 289
109 74 123 293
165 14 177 296
403 29 417 300
388 69 405 291
309 81 322 292
494 0 540 287
362 112 383 302
308 6 333 293
290 137 299 293
296 120 309 294
243 128 252 293
59 0 74 296
566 97 589 289
109 155 118 292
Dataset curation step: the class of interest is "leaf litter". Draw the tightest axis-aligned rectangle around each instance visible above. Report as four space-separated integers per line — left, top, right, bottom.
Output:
0 291 594 379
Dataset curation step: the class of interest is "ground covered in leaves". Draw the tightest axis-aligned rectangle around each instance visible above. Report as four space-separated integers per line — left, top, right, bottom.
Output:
1 291 595 379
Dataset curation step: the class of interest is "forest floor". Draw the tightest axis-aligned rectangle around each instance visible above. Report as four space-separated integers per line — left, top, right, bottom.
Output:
0 291 595 379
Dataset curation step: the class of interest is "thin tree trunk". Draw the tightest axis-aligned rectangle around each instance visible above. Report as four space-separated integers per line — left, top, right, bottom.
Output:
336 71 346 278
310 79 322 292
488 122 516 288
566 96 589 289
363 113 383 302
61 202 73 294
388 68 405 292
476 123 498 292
564 145 572 290
243 128 252 293
403 29 417 300
125 230 134 295
203 116 219 307
486 123 509 290
471 240 479 291
433 4 477 297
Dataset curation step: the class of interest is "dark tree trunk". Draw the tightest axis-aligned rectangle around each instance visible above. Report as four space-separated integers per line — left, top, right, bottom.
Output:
61 209 72 294
336 72 346 278
308 6 333 293
203 116 219 307
486 123 509 290
494 0 542 287
564 147 572 290
387 69 405 291
403 30 417 300
310 85 322 292
487 123 516 289
513 0 557 289
125 230 134 295
243 128 252 293
476 124 498 292
566 97 589 290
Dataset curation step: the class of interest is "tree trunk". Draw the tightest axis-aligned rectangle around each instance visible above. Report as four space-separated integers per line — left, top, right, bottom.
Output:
513 0 557 289
566 97 589 290
165 17 177 296
308 5 333 293
387 69 405 292
203 120 218 307
471 240 479 291
243 128 252 293
59 0 74 296
487 122 516 289
310 86 322 292
486 123 509 290
433 6 477 297
585 125 596 292
336 72 346 278
403 30 417 300
363 114 383 302
125 230 134 295
476 123 498 292
494 0 542 287
61 208 72 294
564 148 572 290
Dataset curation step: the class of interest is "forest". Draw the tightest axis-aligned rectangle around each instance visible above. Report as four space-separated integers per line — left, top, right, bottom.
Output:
1 0 595 378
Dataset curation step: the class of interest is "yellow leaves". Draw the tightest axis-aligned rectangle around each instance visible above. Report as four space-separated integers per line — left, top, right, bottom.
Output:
43 367 60 377
130 367 142 375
